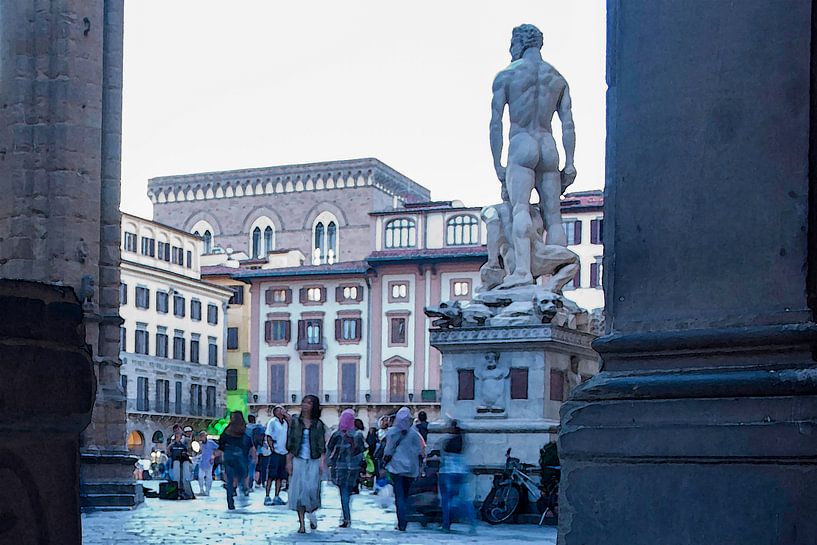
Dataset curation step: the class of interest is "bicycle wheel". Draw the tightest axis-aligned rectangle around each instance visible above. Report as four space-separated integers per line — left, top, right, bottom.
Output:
481 483 521 524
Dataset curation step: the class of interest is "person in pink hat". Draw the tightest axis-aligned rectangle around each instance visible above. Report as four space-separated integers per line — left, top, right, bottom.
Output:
327 408 365 527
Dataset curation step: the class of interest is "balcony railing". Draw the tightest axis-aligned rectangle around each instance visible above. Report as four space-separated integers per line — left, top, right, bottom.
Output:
248 389 440 406
126 398 226 419
296 338 326 353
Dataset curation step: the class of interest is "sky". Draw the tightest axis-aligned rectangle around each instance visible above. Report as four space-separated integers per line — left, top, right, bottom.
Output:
121 1 606 219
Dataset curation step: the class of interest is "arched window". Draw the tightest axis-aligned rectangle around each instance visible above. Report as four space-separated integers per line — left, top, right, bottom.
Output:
385 218 417 248
202 230 212 253
264 226 274 254
446 215 479 246
252 227 262 258
127 430 144 452
312 212 340 265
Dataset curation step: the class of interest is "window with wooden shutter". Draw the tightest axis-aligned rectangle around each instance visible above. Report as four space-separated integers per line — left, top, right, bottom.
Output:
590 219 603 244
335 318 342 341
299 288 307 304
304 363 320 396
335 286 343 303
510 368 529 399
341 362 357 403
457 369 475 400
550 369 565 401
265 320 272 343
226 369 238 391
590 262 599 288
574 220 582 244
270 364 286 403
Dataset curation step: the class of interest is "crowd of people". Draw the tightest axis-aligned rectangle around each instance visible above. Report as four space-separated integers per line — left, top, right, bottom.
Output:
139 397 475 533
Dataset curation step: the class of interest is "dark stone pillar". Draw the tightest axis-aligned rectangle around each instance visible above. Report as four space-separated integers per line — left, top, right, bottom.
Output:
0 281 95 544
558 2 817 544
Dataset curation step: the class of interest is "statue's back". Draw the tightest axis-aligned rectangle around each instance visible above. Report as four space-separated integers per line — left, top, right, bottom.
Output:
505 58 566 134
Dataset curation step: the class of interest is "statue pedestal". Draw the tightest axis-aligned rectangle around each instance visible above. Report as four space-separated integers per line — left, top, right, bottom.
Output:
428 324 598 499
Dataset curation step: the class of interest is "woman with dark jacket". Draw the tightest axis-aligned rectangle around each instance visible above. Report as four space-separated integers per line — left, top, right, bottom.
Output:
327 409 366 527
217 411 254 510
286 394 327 534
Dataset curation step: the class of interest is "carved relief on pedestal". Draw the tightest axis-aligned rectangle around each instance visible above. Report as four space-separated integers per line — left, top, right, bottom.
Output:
475 351 510 416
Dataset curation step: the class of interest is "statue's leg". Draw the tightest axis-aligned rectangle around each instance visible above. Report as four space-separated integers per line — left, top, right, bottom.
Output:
537 171 567 246
500 157 537 289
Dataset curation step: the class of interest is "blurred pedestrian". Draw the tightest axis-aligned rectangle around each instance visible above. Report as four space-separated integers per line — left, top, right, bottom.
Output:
328 409 365 527
245 414 264 492
264 405 290 506
439 420 475 532
384 407 424 532
286 395 327 533
196 431 218 496
218 411 254 510
415 411 429 442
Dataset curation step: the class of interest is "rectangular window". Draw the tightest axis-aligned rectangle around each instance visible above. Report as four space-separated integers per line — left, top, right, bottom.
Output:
452 280 471 299
566 263 582 290
301 287 325 303
297 319 323 348
228 285 244 305
190 338 200 363
336 318 362 341
191 300 201 321
227 327 239 350
155 379 170 413
457 369 475 400
266 288 291 305
123 231 137 252
564 220 582 246
590 218 604 245
390 317 407 345
135 286 149 309
226 369 238 391
135 329 149 355
206 386 216 417
171 246 184 265
155 332 168 358
590 258 603 288
157 241 170 262
336 285 363 303
341 362 357 403
389 372 406 403
207 304 218 325
174 381 182 414
550 369 565 402
119 326 126 352
208 339 217 366
140 236 155 257
389 282 409 302
190 384 203 416
510 368 529 400
304 363 320 396
174 294 186 317
186 250 192 268
270 364 286 403
120 374 128 397
173 333 185 360
137 377 149 411
265 320 291 343
156 291 168 313
120 283 128 305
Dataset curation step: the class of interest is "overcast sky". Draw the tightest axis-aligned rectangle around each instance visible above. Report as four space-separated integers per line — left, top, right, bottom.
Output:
121 1 606 219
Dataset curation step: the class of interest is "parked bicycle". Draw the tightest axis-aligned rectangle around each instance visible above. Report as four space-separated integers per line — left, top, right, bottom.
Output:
481 448 557 525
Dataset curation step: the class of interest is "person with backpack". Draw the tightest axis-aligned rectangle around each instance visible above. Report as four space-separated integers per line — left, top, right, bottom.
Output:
384 407 425 532
327 409 365 528
217 411 255 510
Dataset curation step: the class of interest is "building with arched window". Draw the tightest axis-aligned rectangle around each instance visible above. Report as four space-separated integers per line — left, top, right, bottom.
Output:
446 214 480 246
312 211 339 265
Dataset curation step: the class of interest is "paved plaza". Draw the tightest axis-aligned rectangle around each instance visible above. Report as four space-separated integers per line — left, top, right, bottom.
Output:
81 481 557 545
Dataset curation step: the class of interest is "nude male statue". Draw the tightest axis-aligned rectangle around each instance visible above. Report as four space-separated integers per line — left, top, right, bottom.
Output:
490 24 576 289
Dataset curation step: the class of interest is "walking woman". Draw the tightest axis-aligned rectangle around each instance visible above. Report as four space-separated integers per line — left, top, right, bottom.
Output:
217 411 254 510
327 409 365 527
384 406 424 532
439 420 475 532
286 394 327 534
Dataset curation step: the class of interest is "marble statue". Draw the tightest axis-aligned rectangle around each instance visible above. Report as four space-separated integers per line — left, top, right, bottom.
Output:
487 23 577 290
476 351 510 414
425 23 588 329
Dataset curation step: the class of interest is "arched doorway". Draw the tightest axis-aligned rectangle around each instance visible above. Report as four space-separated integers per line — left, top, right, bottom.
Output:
127 430 145 454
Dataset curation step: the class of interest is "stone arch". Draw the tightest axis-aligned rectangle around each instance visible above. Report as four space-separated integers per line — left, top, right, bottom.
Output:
301 201 349 230
241 206 286 235
184 211 223 235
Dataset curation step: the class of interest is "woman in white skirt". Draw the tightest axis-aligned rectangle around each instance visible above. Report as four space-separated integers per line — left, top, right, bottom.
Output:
286 394 327 534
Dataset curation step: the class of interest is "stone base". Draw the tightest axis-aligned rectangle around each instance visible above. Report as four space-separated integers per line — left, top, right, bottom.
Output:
559 366 817 544
80 451 144 511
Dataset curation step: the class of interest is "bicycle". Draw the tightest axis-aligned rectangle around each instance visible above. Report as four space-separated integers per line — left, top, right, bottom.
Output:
481 448 552 525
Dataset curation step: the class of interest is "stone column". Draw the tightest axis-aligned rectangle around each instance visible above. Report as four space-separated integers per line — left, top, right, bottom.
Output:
0 0 141 519
558 2 817 544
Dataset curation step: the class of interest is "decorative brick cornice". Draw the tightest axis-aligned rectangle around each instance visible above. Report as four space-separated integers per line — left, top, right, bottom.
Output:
429 324 595 351
147 158 430 206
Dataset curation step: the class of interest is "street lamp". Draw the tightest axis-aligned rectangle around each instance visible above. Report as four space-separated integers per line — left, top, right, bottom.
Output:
365 393 371 403
408 393 414 402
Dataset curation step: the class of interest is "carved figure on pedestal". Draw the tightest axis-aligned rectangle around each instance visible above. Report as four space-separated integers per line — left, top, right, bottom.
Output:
476 351 510 414
488 23 577 290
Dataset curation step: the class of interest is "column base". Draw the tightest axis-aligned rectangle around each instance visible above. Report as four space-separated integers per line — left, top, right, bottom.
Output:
80 451 144 511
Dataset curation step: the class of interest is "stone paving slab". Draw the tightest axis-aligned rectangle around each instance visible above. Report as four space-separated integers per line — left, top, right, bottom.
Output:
81 481 557 545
